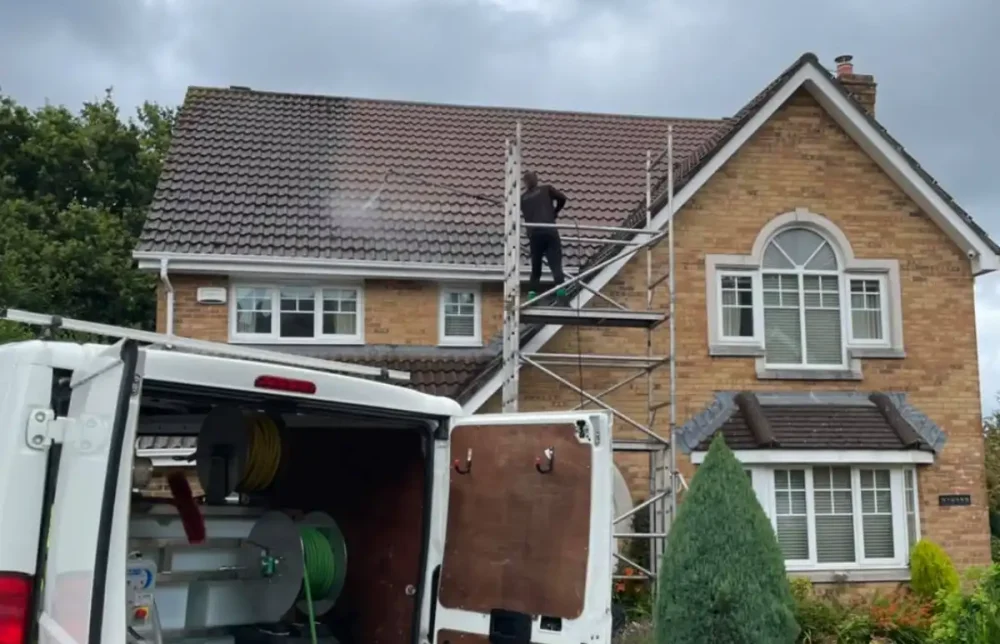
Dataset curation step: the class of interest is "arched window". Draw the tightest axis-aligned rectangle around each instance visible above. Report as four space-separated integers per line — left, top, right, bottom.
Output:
761 228 843 366
708 210 899 375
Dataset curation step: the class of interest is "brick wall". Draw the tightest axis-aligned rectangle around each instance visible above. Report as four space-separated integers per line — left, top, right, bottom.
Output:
156 275 229 341
483 88 991 567
156 277 503 347
152 88 991 567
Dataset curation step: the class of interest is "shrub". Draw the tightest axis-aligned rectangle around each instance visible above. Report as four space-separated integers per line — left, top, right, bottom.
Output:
930 564 1000 643
613 619 653 644
837 588 934 644
654 435 798 643
910 539 959 600
789 578 849 643
614 567 654 624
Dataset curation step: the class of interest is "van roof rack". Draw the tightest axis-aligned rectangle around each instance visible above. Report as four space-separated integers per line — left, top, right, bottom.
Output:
1 308 410 383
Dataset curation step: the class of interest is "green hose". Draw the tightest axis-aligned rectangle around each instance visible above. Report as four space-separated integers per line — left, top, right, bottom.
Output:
300 527 337 644
301 527 336 599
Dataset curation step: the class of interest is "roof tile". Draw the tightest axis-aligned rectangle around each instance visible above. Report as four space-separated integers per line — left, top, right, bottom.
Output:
139 89 725 265
688 391 936 452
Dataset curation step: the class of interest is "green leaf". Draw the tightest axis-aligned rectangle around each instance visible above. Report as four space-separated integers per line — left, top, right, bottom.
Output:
0 89 174 335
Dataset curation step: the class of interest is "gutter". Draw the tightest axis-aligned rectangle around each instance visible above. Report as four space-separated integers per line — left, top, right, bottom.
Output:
133 251 579 283
159 258 175 335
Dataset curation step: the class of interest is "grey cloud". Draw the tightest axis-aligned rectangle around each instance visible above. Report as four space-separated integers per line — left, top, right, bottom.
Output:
2 0 999 411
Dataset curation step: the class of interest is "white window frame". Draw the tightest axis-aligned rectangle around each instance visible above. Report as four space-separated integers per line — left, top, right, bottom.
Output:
228 283 365 345
717 271 763 343
705 209 904 379
747 464 920 576
760 253 848 371
438 284 482 347
846 274 891 346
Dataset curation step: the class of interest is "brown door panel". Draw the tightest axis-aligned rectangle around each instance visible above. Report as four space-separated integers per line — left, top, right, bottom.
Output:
438 422 592 619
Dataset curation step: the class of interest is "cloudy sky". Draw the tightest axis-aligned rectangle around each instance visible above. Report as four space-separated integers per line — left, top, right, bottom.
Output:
3 0 999 412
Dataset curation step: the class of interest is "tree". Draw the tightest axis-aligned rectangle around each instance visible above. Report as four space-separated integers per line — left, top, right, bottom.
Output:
984 403 1000 559
655 435 799 644
0 89 175 338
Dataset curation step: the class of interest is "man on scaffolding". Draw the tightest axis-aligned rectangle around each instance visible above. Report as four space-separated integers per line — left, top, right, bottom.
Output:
521 170 568 302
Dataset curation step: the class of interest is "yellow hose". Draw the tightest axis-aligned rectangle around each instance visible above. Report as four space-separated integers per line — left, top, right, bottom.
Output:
237 411 283 492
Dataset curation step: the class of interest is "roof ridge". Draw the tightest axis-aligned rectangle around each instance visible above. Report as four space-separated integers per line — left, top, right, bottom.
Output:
183 85 726 124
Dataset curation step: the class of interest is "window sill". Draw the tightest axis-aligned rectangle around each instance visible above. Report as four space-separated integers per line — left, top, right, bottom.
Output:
788 567 910 584
709 347 907 380
438 338 484 348
709 343 765 357
229 337 365 346
849 347 905 359
756 366 863 381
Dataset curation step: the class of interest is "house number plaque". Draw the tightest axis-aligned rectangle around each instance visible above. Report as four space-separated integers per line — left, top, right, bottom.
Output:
938 494 972 507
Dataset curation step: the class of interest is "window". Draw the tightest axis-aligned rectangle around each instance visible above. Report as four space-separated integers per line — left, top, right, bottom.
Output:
849 277 887 343
439 285 481 346
904 469 919 551
322 289 360 336
720 274 755 339
762 229 844 367
234 288 272 335
750 465 918 572
706 211 903 375
230 285 363 343
774 469 809 560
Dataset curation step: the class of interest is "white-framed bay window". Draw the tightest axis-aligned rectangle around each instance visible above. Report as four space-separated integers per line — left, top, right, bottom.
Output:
229 284 364 344
439 284 482 346
745 464 920 575
705 209 905 379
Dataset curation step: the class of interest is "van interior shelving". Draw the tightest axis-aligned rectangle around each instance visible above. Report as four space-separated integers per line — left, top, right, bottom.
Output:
129 378 436 644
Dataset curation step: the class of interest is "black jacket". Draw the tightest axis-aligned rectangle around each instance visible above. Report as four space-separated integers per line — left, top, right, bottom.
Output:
520 184 567 226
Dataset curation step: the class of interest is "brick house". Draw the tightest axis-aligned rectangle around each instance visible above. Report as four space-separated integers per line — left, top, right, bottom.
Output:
134 52 999 582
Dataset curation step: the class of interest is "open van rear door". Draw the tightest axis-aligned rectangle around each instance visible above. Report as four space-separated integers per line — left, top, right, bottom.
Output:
433 411 613 643
37 340 142 644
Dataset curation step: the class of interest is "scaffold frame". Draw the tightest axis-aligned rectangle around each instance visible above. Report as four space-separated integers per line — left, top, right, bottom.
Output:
499 121 683 581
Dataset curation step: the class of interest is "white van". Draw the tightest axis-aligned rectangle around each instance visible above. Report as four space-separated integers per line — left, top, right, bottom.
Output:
0 310 614 644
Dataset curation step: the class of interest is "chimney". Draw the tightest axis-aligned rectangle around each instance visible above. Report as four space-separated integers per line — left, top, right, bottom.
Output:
834 54 877 117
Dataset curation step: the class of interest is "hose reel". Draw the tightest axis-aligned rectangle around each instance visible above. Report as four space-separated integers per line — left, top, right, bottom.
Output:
195 405 289 503
195 405 349 630
239 511 349 625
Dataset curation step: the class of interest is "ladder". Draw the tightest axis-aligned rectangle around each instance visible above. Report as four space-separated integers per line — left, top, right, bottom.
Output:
501 123 523 412
0 308 411 383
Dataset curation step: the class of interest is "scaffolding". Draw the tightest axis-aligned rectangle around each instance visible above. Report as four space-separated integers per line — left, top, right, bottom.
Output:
500 121 684 581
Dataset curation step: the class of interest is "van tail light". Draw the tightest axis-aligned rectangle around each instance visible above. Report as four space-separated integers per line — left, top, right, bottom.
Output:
0 572 31 644
254 375 317 395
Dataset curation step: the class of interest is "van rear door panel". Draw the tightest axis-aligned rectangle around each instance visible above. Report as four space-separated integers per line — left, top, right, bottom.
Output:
39 340 142 644
433 411 613 643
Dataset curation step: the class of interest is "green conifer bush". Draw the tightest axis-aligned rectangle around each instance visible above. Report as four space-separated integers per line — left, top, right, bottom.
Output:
654 435 799 643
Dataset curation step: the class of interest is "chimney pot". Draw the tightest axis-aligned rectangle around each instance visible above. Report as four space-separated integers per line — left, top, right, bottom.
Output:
835 54 854 78
832 54 876 116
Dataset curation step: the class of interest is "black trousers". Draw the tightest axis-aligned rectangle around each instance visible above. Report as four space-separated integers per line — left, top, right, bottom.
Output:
528 229 565 293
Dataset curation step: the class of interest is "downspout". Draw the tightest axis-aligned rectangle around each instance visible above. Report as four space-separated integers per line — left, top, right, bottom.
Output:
159 258 175 336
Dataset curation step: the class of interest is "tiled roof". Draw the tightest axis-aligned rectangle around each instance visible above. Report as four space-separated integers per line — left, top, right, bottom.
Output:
139 89 725 266
677 391 944 454
242 344 497 399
